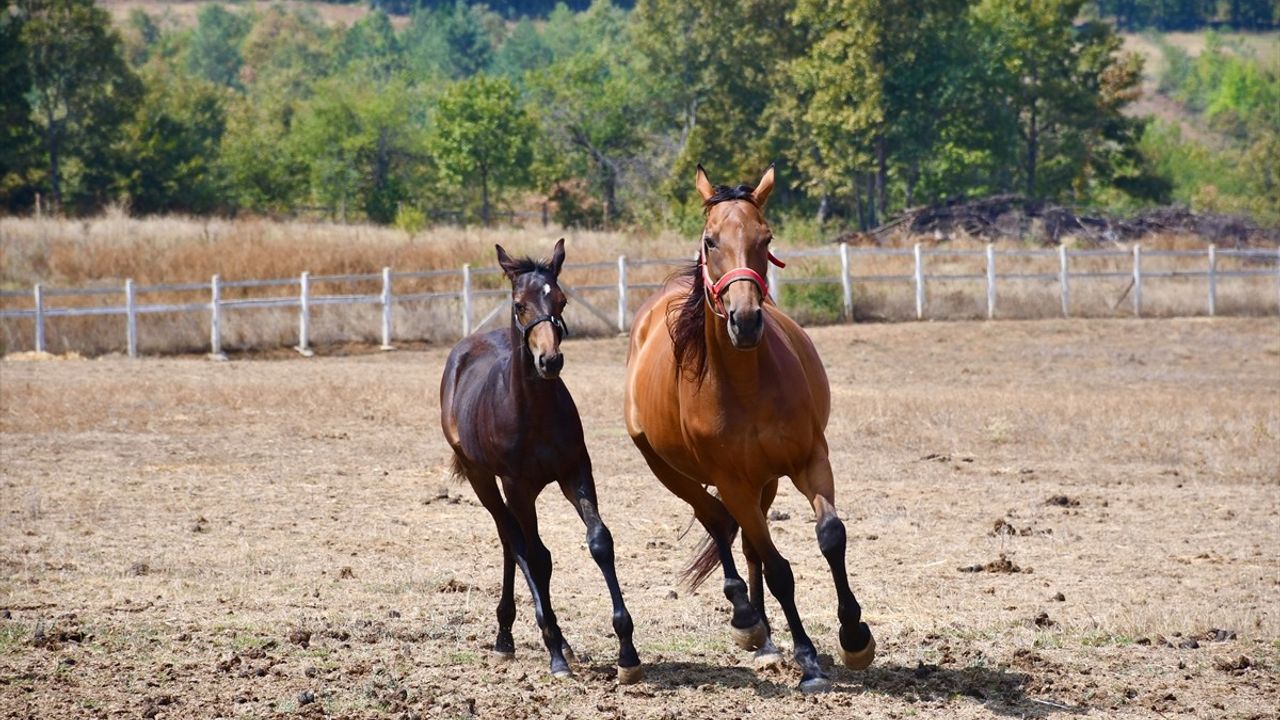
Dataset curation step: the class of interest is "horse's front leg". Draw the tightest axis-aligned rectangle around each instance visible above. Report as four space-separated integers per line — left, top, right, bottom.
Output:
558 465 643 684
503 478 572 678
791 448 876 671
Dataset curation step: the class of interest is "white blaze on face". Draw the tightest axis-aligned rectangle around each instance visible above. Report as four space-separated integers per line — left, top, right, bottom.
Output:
542 283 551 297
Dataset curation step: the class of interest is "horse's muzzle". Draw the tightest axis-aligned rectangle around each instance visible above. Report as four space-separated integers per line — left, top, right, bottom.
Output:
727 307 764 349
534 351 564 379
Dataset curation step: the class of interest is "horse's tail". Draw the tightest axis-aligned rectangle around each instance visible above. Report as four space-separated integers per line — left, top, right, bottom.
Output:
448 453 468 484
680 519 738 591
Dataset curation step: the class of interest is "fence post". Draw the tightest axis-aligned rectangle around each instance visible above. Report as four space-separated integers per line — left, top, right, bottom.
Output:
125 279 137 358
913 243 925 320
1059 245 1070 318
33 283 45 353
380 267 394 350
461 263 472 337
1132 244 1143 318
209 274 226 360
616 255 628 333
985 244 996 320
1207 245 1216 317
296 271 313 356
839 242 853 322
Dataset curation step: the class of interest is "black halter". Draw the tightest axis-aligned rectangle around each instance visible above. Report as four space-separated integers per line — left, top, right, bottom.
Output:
515 310 569 340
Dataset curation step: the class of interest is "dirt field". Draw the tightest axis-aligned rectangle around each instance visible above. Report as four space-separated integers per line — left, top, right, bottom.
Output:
1 318 1278 719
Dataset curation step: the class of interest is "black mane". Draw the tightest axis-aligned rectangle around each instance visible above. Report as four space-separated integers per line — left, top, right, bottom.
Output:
703 184 758 211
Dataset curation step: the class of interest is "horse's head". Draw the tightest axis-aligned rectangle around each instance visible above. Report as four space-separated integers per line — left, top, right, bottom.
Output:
696 164 779 349
496 239 569 380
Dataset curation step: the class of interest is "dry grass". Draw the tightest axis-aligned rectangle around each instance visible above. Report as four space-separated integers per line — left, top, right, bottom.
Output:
1 318 1277 718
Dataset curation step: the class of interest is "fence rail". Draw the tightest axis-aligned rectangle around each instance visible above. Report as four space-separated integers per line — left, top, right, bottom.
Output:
2 243 1277 358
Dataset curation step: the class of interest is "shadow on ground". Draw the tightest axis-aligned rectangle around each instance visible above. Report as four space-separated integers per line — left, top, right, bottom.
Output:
633 658 1086 716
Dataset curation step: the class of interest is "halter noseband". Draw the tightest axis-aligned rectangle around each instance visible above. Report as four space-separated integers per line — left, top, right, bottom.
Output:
515 310 569 341
700 242 787 318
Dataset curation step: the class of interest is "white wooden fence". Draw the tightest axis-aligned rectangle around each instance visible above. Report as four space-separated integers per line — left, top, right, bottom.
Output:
2 243 1277 358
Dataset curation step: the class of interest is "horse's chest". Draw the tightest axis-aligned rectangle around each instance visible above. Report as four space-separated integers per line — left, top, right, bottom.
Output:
665 388 812 478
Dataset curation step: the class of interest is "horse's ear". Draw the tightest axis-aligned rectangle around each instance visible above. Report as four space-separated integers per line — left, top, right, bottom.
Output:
752 164 775 207
695 164 715 202
495 244 519 280
550 238 566 277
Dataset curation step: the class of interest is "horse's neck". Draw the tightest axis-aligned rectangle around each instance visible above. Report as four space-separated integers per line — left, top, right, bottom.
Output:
701 308 763 394
504 325 541 408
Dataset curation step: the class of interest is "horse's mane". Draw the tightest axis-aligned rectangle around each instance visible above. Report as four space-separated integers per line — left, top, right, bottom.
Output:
667 184 760 384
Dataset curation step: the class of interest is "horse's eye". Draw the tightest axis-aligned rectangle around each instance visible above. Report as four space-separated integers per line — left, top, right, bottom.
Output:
513 302 525 313
704 236 717 250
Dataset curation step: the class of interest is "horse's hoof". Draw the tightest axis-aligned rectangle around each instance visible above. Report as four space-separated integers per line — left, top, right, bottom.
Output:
753 647 785 669
551 668 574 680
731 621 768 651
839 626 877 670
616 663 645 685
799 676 832 694
491 650 515 663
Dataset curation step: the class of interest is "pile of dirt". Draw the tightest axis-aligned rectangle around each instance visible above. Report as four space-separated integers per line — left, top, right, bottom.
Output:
841 195 1280 247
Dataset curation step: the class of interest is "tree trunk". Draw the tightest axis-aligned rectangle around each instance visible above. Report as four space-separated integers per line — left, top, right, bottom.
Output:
480 166 491 226
864 172 878 229
875 135 888 220
45 122 62 213
816 194 831 224
1026 70 1039 198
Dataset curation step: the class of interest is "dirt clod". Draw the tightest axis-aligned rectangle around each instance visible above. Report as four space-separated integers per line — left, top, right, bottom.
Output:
127 561 150 577
1045 495 1079 507
338 567 355 580
1052 592 1066 602
298 690 316 706
1215 655 1254 673
1033 612 1056 627
958 554 1024 573
768 510 790 521
288 629 312 648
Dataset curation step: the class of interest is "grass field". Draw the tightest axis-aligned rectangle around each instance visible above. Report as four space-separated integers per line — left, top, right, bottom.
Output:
1 317 1277 719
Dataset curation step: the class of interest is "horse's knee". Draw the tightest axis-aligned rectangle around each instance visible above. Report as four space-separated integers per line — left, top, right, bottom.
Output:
816 513 846 560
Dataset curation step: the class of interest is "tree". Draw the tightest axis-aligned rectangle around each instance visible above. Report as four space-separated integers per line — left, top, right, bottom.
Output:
527 1 649 224
186 4 251 88
631 0 803 206
340 9 403 82
0 0 38 210
402 1 495 80
428 75 535 225
120 66 229 214
17 0 141 213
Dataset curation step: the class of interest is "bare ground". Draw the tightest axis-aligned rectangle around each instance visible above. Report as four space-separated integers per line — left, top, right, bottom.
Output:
1 318 1278 719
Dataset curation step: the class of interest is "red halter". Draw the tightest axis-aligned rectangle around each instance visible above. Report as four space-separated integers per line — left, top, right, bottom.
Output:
700 244 787 318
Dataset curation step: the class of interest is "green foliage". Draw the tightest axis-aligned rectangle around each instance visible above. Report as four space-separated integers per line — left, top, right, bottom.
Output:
428 74 536 224
402 1 496 80
0 0 38 210
186 4 250 89
17 0 142 213
120 66 229 214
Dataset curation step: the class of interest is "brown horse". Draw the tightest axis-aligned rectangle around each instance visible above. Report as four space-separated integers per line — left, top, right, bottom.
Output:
624 166 875 692
441 239 643 683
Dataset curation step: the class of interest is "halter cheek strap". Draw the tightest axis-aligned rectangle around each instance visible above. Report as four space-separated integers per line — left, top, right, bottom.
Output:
700 246 787 318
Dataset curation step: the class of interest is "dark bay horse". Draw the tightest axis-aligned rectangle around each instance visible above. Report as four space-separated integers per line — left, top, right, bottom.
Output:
624 166 875 692
440 239 642 683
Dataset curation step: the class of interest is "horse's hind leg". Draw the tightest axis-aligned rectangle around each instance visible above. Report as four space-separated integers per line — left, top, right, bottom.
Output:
460 461 519 660
791 448 876 672
503 478 572 679
558 465 643 684
632 436 762 646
